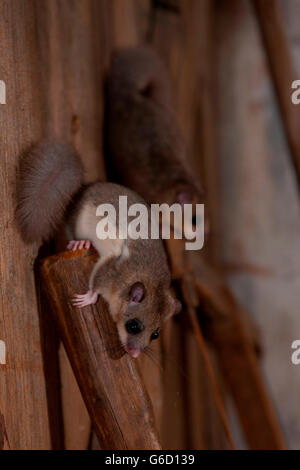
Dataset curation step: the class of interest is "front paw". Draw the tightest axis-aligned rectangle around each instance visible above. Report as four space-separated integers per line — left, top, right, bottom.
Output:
67 240 91 251
72 290 98 308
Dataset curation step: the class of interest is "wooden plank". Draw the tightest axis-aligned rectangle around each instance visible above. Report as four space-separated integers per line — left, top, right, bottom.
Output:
58 345 91 450
40 249 161 450
173 0 285 449
35 0 112 448
134 0 152 42
253 0 300 188
190 251 285 450
215 0 300 448
0 0 51 449
110 0 139 48
35 0 109 180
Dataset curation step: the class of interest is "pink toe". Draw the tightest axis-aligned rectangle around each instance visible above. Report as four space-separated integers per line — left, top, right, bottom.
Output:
71 290 98 308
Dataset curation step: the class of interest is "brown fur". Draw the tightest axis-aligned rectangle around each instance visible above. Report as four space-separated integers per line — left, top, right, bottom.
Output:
16 141 179 353
66 180 178 351
107 46 204 208
16 140 83 243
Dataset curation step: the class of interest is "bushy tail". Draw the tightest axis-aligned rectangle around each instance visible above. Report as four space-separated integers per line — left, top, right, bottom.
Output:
16 140 83 243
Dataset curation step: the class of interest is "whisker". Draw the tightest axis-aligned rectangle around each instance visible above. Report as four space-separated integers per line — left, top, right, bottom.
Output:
106 344 126 355
143 346 164 372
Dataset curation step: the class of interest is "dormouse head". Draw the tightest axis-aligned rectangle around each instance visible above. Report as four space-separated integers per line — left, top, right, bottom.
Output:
116 281 181 358
157 182 209 242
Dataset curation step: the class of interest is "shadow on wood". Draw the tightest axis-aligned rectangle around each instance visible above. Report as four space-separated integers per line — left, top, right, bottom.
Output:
190 251 285 450
40 249 161 450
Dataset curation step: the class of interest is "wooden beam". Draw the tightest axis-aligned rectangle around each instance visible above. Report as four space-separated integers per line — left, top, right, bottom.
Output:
0 0 51 449
40 249 161 450
253 0 300 188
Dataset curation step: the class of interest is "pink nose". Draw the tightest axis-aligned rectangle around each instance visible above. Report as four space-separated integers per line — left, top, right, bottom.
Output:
125 345 141 358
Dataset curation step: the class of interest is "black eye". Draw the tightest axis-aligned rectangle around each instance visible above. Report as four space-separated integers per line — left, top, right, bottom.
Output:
151 330 160 341
125 318 144 335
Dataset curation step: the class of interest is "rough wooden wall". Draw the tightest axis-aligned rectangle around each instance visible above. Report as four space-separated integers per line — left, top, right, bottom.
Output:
0 0 50 449
0 0 112 450
1 0 298 449
0 0 226 450
216 0 300 449
35 0 111 449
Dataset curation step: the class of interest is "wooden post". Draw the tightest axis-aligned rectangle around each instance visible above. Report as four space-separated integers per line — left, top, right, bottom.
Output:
253 0 300 188
40 249 161 450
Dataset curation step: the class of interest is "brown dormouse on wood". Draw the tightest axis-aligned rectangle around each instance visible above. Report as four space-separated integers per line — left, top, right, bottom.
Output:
106 47 205 219
16 140 180 358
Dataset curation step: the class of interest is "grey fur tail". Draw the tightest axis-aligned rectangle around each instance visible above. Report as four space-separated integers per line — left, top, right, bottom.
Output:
16 140 83 243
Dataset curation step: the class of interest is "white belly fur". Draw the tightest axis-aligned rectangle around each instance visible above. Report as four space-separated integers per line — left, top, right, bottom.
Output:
74 202 128 261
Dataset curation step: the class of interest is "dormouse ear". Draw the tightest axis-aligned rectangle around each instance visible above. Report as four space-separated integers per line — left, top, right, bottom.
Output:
177 191 193 207
129 282 145 304
164 299 182 323
174 299 182 315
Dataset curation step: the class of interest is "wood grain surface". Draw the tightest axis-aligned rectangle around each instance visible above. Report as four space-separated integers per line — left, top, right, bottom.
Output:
150 0 285 449
0 0 51 450
253 0 300 188
40 249 161 450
